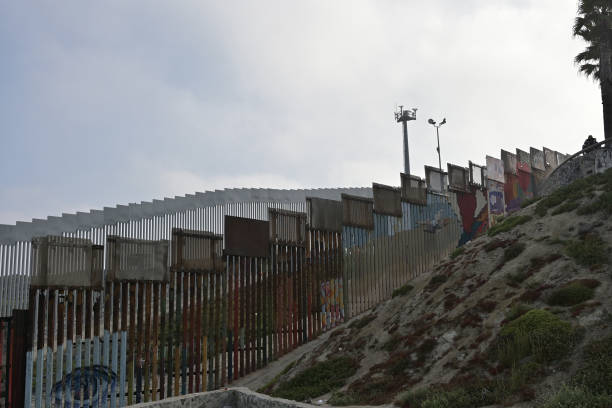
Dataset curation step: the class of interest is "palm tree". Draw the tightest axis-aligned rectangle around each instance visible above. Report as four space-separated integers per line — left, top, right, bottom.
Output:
573 0 612 142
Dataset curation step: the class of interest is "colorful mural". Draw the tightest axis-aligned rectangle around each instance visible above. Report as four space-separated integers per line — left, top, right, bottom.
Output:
487 179 505 226
450 186 489 245
504 170 534 213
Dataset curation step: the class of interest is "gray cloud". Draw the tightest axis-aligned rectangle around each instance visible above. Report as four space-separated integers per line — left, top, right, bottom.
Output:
0 0 602 224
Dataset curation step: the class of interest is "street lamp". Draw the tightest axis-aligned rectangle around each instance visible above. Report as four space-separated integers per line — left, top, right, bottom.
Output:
428 117 446 191
427 117 446 172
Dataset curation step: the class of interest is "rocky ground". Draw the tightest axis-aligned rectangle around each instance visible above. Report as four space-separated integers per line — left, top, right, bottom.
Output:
239 169 612 408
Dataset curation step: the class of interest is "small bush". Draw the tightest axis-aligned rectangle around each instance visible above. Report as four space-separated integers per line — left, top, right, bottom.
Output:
551 200 580 215
577 190 612 216
565 234 609 266
497 309 575 365
541 386 612 408
328 391 358 406
271 356 359 401
502 242 526 264
382 334 402 352
398 383 495 408
505 303 532 322
488 215 532 237
348 314 376 330
450 246 465 259
257 360 297 394
506 269 529 286
427 274 448 290
392 284 414 298
547 282 596 307
572 335 612 394
520 196 542 208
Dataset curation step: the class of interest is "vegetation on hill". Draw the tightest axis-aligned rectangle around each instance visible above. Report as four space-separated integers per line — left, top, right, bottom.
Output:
258 169 612 407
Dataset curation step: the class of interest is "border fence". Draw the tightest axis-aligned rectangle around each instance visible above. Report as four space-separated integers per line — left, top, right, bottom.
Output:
0 142 590 407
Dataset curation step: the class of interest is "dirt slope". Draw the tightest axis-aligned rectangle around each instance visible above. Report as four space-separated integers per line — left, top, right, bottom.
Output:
253 169 612 408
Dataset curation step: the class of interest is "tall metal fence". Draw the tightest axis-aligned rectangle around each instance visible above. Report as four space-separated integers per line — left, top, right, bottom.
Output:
6 180 469 408
0 142 578 407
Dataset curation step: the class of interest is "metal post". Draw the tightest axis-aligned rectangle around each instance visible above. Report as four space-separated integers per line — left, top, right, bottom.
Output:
403 120 410 175
436 127 442 172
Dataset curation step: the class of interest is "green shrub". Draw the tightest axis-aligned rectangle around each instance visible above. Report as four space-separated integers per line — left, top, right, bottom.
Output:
426 274 448 290
497 309 575 365
348 313 376 329
450 246 465 259
271 356 359 401
577 190 612 215
382 334 402 352
505 303 532 322
328 391 358 406
547 282 595 307
565 235 609 266
398 383 495 408
520 196 542 208
488 215 532 236
542 386 612 408
392 284 414 298
551 201 580 215
502 242 526 264
257 360 297 393
572 335 612 395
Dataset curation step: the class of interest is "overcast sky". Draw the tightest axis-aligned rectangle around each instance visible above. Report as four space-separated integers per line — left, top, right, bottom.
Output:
0 0 602 225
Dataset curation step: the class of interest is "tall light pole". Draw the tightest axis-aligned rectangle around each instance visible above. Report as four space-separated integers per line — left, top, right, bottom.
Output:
395 106 417 175
427 117 446 172
428 117 446 190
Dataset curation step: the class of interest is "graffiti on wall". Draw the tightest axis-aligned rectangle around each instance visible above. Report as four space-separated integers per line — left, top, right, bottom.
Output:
594 148 612 173
501 150 517 175
450 187 489 245
410 194 458 233
504 171 534 213
543 147 558 168
516 149 531 173
321 278 343 328
530 148 545 171
53 366 117 408
487 179 505 226
486 155 504 184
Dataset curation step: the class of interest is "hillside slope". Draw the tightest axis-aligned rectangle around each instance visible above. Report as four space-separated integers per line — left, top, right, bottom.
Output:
257 169 612 408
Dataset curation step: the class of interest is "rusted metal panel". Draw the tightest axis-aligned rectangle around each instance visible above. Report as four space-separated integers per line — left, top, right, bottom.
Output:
171 228 222 270
372 183 402 217
501 149 518 175
425 165 447 192
307 197 342 232
106 236 169 281
269 209 307 245
530 147 545 171
447 163 469 192
516 148 532 173
30 236 103 288
400 173 427 205
341 194 374 229
224 216 269 257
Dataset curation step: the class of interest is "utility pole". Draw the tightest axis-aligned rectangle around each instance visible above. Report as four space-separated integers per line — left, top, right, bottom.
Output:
428 117 447 189
395 106 417 175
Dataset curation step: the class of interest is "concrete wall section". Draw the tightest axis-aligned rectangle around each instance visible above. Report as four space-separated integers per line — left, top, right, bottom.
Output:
130 387 314 408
